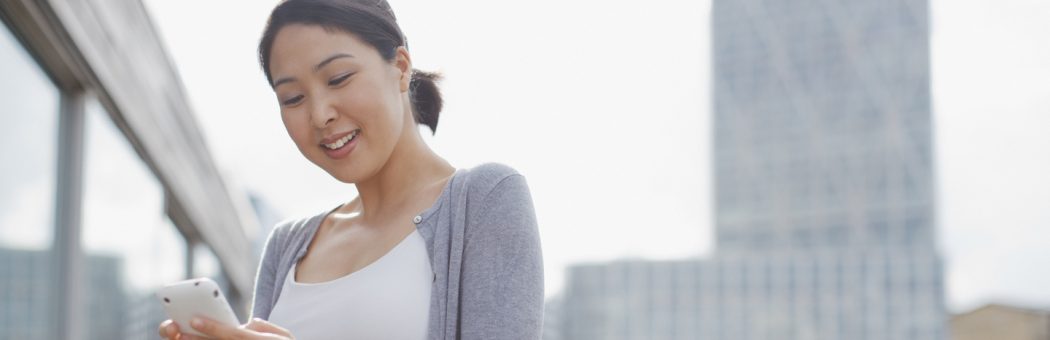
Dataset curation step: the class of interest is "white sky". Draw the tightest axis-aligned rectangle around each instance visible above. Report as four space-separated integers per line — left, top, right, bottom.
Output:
141 0 1050 313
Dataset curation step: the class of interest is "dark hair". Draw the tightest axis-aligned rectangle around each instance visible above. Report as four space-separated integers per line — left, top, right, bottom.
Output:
259 0 443 133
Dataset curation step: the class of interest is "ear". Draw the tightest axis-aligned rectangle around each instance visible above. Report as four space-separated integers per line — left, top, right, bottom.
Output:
395 46 412 93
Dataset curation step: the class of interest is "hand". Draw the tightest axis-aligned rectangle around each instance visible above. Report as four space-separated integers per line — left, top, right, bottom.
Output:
159 317 294 339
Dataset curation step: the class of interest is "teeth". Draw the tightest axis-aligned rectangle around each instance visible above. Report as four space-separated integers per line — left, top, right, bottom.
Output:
324 131 358 150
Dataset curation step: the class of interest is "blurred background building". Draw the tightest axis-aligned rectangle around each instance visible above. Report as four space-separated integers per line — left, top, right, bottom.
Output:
0 0 261 339
547 0 946 339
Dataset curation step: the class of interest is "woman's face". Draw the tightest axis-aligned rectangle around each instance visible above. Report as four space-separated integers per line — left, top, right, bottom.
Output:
268 24 411 183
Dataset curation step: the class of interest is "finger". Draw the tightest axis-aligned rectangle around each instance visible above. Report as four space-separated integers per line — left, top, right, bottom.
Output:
244 318 292 336
190 316 246 339
179 333 201 340
158 319 178 338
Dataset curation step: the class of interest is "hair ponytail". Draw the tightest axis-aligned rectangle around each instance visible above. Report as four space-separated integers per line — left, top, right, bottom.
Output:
409 69 442 134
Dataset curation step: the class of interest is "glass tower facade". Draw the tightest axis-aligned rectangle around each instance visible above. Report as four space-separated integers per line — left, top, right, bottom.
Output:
713 0 934 253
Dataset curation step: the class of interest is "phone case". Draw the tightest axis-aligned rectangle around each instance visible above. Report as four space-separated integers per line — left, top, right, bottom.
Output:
156 277 240 337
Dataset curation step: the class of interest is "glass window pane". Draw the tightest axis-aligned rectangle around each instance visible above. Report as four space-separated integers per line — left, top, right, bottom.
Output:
0 19 60 340
81 99 186 339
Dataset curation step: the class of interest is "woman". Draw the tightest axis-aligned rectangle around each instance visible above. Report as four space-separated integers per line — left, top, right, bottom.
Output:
159 0 544 338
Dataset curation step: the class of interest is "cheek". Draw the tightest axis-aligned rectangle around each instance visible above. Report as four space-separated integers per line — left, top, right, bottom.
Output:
282 114 315 150
337 83 401 131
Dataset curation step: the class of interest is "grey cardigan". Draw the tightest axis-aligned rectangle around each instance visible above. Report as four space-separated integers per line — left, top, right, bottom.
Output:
249 163 544 339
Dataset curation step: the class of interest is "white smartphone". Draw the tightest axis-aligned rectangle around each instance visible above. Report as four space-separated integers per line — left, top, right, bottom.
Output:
156 277 240 337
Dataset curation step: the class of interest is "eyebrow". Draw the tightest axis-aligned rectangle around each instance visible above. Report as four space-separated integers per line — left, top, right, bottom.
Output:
272 53 355 88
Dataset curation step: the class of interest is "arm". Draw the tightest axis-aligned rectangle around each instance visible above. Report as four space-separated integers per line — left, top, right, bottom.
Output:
458 174 545 339
250 225 285 320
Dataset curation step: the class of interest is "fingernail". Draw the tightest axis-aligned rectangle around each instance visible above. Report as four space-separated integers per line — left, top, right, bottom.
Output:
191 317 203 328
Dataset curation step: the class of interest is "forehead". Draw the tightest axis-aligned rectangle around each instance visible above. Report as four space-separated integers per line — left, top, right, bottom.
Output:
269 24 376 73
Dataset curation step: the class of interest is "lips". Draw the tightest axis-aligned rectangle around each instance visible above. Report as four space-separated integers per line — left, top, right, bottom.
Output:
320 129 360 160
322 129 359 150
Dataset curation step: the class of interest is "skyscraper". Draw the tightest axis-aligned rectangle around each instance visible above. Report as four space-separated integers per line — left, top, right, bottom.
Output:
713 0 934 254
710 0 945 336
549 0 946 339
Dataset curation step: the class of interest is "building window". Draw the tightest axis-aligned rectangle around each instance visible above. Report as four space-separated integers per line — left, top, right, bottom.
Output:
0 19 60 340
81 98 186 339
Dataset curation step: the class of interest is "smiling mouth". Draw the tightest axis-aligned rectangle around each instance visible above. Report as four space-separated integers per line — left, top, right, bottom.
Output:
322 130 360 150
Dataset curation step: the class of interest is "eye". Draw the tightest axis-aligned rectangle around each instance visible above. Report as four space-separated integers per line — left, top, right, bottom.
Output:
328 72 353 87
281 94 304 106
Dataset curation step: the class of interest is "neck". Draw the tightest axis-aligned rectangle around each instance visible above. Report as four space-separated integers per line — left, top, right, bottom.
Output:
352 125 453 221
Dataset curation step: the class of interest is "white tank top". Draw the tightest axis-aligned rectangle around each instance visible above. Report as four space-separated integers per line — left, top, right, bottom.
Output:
267 229 432 340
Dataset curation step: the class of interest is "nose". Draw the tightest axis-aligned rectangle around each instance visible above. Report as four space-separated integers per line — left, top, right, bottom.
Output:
309 96 338 128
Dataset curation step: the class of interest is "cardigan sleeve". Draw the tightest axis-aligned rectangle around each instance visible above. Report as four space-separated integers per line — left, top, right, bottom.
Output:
250 223 285 320
458 173 545 339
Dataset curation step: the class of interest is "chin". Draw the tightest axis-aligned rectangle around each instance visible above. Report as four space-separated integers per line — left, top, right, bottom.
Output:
322 166 362 184
324 160 382 184
302 149 360 183
331 173 360 184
